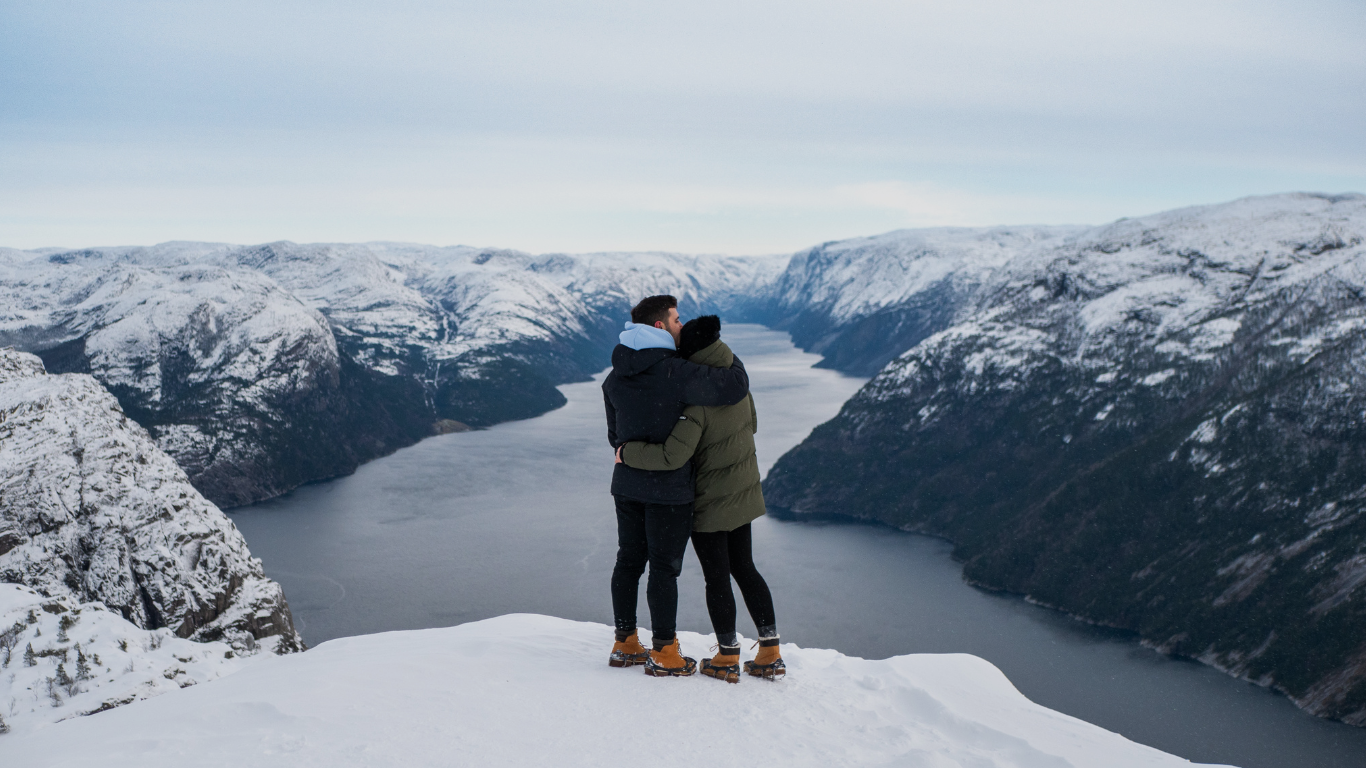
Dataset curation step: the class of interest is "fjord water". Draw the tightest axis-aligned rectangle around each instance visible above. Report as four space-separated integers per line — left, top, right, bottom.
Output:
232 325 1366 768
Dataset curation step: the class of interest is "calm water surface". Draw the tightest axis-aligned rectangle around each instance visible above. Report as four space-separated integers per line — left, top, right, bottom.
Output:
232 325 1366 768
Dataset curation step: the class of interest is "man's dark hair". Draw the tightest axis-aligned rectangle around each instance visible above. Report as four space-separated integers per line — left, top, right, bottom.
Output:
631 295 678 326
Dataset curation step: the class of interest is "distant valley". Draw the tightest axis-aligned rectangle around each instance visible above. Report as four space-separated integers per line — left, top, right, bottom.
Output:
2 191 1364 728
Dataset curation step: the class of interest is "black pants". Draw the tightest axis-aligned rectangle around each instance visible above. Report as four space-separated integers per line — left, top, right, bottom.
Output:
610 496 694 643
690 523 776 643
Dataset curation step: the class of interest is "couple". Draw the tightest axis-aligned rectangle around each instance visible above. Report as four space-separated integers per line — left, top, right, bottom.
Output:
601 294 783 683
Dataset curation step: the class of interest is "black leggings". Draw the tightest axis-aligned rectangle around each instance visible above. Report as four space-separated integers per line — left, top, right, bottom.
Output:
690 523 776 643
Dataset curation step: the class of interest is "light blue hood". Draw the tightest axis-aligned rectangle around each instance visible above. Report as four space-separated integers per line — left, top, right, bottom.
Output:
619 321 676 351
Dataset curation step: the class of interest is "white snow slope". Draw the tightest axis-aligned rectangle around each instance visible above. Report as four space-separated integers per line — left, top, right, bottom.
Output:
0 584 252 733
0 613 1228 768
771 224 1081 327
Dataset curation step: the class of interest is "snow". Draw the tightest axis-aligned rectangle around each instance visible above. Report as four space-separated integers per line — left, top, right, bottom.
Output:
0 253 337 406
0 613 1228 767
855 192 1366 413
1188 420 1219 444
1141 370 1176 386
0 584 251 733
773 225 1081 325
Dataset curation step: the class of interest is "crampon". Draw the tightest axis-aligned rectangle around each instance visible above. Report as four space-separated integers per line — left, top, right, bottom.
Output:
700 648 741 684
644 638 697 677
608 632 650 668
744 642 785 680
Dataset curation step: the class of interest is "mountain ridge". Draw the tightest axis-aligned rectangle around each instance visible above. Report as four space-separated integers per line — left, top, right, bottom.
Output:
763 191 1366 725
5 191 1365 727
0 242 781 507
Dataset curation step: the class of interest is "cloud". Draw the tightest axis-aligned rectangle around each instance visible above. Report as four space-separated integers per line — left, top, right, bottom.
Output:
0 1 1363 251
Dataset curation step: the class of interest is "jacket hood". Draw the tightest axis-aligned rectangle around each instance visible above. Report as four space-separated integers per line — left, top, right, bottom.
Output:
687 339 733 369
619 321 676 351
611 344 675 377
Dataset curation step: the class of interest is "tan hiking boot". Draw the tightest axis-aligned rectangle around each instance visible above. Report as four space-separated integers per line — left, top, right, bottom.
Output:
700 647 741 684
644 638 697 677
744 642 785 680
609 632 650 668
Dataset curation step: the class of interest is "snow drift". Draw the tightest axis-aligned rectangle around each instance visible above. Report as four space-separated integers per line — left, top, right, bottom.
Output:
0 613 1229 767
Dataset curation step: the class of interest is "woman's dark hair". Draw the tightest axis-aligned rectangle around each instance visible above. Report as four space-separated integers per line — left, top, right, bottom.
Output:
678 315 721 359
630 295 678 326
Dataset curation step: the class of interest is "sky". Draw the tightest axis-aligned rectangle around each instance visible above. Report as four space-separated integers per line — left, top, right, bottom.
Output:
2 0 1363 255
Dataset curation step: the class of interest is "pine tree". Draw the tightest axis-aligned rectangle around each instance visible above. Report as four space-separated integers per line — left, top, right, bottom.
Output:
76 647 92 681
23 643 36 667
55 662 74 696
0 712 9 734
0 624 15 668
57 614 76 643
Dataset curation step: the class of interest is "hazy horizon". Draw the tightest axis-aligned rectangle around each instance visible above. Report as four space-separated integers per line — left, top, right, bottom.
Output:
3 1 1363 253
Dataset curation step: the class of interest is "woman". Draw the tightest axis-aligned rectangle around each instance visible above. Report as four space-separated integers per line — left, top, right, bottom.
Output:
615 315 783 683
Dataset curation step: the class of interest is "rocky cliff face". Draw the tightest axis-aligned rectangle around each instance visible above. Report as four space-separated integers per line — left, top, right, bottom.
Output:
764 192 1366 724
0 243 780 507
0 348 302 653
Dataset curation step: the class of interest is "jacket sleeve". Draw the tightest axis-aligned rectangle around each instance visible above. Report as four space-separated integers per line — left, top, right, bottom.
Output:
622 407 704 470
749 394 758 435
676 354 749 407
604 389 619 448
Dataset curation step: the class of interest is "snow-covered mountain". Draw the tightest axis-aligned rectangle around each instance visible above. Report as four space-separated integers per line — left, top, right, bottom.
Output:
0 244 781 506
765 225 1080 375
0 613 1231 767
5 191 1364 730
764 192 1366 725
0 349 301 663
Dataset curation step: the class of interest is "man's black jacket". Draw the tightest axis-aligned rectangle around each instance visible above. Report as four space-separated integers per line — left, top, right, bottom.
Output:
603 344 749 505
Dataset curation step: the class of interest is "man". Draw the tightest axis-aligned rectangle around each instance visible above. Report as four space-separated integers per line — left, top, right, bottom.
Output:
602 294 750 677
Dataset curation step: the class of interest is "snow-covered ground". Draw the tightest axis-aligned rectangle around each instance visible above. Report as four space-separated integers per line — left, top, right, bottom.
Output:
0 584 251 734
0 613 1227 767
